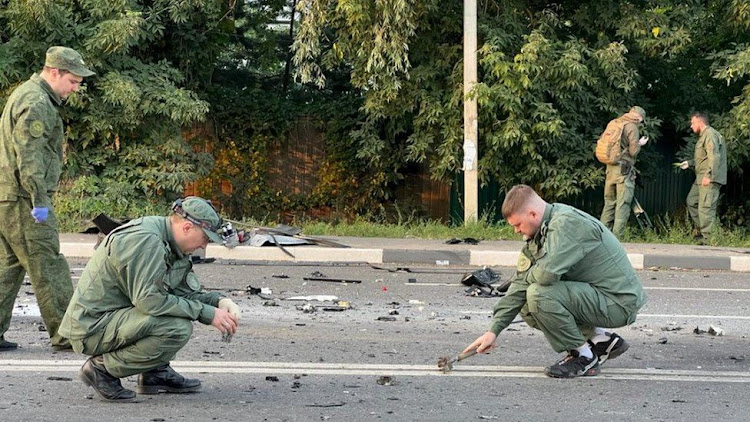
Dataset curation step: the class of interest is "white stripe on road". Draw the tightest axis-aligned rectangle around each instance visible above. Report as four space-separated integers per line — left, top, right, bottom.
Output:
1 359 748 383
459 310 750 320
407 283 750 293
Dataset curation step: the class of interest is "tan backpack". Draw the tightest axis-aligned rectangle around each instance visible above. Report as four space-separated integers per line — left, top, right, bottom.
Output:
595 118 626 164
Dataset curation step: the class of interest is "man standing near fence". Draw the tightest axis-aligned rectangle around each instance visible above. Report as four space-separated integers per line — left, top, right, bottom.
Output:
599 106 649 239
0 46 95 351
678 112 727 243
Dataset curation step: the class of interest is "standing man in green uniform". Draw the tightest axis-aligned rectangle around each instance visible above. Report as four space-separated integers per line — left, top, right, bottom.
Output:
59 197 241 402
678 112 727 243
600 106 649 238
463 185 646 378
0 46 95 351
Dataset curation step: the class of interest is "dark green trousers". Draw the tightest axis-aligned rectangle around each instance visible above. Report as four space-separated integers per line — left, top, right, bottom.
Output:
686 183 721 240
0 198 72 347
72 307 193 378
519 281 639 353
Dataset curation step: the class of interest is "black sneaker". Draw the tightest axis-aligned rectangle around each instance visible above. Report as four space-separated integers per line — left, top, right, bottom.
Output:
544 350 600 378
588 332 629 364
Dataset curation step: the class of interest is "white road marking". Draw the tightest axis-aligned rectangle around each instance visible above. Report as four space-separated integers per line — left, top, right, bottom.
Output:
406 283 750 293
1 359 748 383
458 310 750 320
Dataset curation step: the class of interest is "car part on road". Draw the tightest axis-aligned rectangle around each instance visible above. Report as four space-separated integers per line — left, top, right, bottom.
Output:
437 349 478 373
303 276 362 284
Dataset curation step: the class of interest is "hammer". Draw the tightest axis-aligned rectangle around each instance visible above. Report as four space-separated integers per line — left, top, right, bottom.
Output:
437 349 478 373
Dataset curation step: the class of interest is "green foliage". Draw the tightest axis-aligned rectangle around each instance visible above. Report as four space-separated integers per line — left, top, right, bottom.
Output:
0 0 228 217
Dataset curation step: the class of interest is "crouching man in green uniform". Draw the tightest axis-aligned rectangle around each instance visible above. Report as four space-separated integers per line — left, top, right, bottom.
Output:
59 197 241 402
463 185 646 378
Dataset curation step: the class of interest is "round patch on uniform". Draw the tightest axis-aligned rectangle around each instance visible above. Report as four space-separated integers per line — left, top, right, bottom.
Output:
29 120 45 138
186 274 201 291
517 254 532 272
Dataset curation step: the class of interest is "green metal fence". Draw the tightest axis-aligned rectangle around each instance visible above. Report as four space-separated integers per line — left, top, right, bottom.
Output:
450 170 696 225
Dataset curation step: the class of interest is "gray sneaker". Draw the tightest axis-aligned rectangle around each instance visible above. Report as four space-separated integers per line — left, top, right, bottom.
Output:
588 332 629 365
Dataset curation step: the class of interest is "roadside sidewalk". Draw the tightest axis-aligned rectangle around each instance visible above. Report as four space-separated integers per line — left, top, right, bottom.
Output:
59 233 750 272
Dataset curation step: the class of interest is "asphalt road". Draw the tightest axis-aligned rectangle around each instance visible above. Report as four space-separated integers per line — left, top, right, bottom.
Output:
2 260 749 421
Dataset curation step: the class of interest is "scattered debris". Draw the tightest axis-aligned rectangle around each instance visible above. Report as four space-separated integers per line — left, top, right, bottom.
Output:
444 238 480 245
376 376 393 386
730 356 745 362
263 300 279 307
265 376 279 382
658 337 668 344
297 304 316 313
222 332 233 343
246 285 261 295
303 276 362 284
408 300 424 305
461 268 509 297
693 326 707 335
661 326 683 332
305 402 346 408
46 376 72 381
286 295 338 302
377 316 397 322
408 278 417 283
437 349 478 373
708 325 725 336
271 273 289 279
478 416 499 420
388 309 399 315
310 270 327 278
291 381 301 389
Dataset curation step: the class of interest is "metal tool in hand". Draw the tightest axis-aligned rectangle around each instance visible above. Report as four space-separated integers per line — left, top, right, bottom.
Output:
437 349 478 373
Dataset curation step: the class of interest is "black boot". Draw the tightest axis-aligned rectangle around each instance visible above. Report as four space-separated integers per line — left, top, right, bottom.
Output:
136 364 201 394
79 356 136 402
0 337 18 351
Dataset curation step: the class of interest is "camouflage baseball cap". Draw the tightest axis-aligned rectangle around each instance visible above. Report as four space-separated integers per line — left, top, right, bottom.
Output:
629 106 646 120
174 197 223 243
45 46 95 77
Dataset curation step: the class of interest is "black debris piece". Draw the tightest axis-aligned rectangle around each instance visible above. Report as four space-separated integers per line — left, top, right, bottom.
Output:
303 277 362 284
444 238 461 245
47 376 72 381
246 285 262 295
271 273 289 279
266 376 279 382
377 316 397 322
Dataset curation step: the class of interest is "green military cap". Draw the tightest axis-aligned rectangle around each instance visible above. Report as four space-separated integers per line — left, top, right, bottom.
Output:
45 46 95 77
172 196 223 243
629 106 646 120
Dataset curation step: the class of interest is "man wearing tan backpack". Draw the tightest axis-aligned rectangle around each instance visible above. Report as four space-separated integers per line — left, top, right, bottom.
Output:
597 106 649 238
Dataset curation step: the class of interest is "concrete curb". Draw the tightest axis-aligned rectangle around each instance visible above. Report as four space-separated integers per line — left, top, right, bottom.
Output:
60 242 749 272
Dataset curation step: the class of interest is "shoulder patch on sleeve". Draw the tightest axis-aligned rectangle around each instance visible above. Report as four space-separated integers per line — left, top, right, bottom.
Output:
517 254 532 272
29 120 45 138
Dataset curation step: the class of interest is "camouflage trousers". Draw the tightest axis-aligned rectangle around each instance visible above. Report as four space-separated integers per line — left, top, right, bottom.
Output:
0 198 73 347
71 307 193 378
519 281 642 353
600 164 635 238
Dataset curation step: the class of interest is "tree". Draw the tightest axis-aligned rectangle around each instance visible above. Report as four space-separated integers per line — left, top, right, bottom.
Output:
0 0 230 216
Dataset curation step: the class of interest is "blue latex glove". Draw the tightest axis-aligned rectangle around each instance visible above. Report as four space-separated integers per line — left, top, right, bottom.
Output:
31 207 49 223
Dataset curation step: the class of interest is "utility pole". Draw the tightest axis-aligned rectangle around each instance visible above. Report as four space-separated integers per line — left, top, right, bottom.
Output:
463 0 478 223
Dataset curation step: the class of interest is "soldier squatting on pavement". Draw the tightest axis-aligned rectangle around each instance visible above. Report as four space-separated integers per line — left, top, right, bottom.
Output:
463 185 646 378
59 197 241 402
0 46 95 351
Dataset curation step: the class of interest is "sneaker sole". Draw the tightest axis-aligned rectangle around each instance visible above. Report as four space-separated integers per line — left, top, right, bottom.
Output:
545 365 600 378
136 384 202 395
79 372 136 403
599 338 630 365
